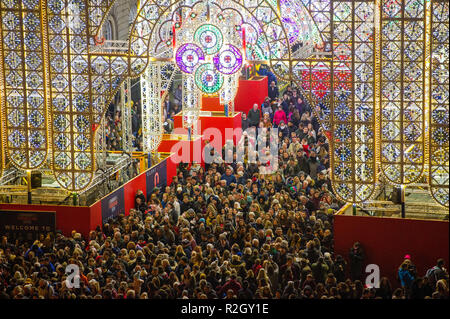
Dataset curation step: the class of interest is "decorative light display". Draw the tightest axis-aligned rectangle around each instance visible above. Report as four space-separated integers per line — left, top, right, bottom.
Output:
220 74 239 116
0 0 126 191
182 72 200 128
141 62 163 152
0 0 447 209
194 24 224 56
282 17 301 45
1 0 48 171
379 0 426 186
130 0 293 85
280 0 323 48
213 44 243 75
175 43 205 74
46 0 126 191
172 19 243 96
167 3 252 117
194 63 224 94
291 0 448 208
428 0 449 207
301 0 332 48
328 0 377 202
121 79 133 154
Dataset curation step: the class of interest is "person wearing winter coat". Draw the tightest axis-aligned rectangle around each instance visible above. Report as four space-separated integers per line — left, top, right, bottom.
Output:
311 257 329 284
261 99 273 120
268 81 279 101
349 242 364 281
247 104 261 128
273 105 287 127
398 261 415 297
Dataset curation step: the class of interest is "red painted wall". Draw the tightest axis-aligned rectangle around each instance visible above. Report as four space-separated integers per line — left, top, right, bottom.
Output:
198 114 241 146
235 76 268 114
233 112 243 144
172 113 242 146
158 136 205 165
201 96 223 112
123 172 147 214
166 153 178 186
0 155 174 239
201 78 268 115
0 204 93 239
334 215 449 286
90 202 102 232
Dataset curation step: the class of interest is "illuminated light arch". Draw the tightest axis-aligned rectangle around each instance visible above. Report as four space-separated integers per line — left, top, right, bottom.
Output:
0 0 49 171
378 0 427 186
128 0 293 134
289 0 449 207
1 0 322 192
289 0 378 203
279 0 324 49
0 0 131 191
428 0 449 207
328 0 379 203
300 0 333 48
127 0 294 82
0 0 447 208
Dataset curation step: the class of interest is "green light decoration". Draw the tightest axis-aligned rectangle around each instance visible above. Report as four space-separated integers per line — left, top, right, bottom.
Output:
194 63 224 94
194 24 224 55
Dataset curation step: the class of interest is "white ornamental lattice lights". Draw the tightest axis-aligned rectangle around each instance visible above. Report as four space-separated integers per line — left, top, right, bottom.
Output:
141 62 163 152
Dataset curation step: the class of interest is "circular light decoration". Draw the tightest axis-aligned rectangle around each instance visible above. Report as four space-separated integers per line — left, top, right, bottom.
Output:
194 24 223 55
175 43 205 74
194 63 224 94
213 44 243 75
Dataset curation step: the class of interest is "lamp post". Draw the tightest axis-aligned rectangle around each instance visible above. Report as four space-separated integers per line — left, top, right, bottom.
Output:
401 185 406 219
27 170 32 204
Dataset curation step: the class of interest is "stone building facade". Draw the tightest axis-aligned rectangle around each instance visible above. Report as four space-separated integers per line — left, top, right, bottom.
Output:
102 0 138 42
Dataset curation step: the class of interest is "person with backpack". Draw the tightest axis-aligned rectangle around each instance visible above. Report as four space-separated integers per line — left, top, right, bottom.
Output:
425 258 449 289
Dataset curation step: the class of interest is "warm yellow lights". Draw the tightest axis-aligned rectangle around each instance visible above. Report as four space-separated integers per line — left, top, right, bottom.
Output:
0 0 447 208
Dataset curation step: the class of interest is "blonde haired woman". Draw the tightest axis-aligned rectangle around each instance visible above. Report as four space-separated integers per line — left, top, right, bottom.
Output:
435 279 449 299
256 268 271 290
204 187 214 201
136 250 146 263
192 248 203 267
88 279 101 296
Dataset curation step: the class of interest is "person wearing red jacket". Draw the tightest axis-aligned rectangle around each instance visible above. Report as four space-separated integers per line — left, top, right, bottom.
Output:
273 105 287 127
217 274 242 297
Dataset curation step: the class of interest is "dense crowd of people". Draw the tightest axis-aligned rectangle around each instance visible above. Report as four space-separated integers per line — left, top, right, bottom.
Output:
104 99 145 152
104 108 125 152
104 84 182 153
0 83 448 300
